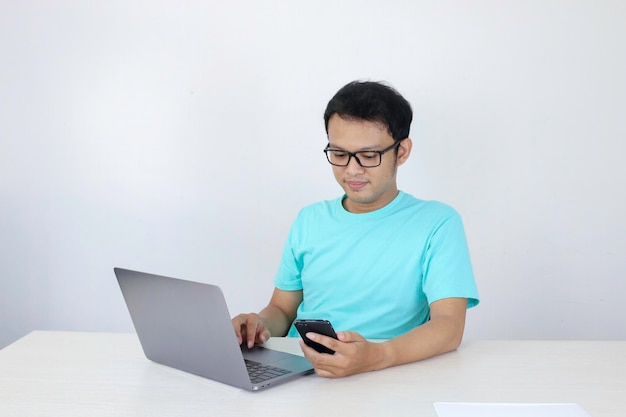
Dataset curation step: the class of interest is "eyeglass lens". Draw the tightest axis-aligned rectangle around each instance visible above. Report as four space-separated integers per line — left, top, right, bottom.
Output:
326 150 381 167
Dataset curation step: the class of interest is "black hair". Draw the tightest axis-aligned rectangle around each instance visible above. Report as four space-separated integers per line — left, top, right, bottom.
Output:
323 80 413 142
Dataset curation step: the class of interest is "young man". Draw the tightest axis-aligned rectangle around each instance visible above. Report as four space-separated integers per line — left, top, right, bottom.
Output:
232 81 479 378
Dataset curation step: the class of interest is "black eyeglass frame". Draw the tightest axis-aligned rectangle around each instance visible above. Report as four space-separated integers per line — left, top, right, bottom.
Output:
323 140 403 168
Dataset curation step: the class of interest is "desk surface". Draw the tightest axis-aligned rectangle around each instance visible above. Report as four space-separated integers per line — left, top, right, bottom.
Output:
0 331 624 417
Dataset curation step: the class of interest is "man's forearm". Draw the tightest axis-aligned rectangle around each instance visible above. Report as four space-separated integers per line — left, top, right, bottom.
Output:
380 317 463 369
379 298 468 370
258 304 295 337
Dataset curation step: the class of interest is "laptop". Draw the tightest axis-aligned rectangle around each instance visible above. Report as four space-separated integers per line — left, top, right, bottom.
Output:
114 267 313 391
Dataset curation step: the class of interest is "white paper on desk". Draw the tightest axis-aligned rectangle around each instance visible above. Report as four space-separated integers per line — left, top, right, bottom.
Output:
434 402 592 417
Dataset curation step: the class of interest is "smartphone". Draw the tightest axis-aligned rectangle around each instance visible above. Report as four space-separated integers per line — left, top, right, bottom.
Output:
294 319 338 354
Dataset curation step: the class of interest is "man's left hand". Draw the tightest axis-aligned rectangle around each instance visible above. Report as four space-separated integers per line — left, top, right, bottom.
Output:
299 331 388 378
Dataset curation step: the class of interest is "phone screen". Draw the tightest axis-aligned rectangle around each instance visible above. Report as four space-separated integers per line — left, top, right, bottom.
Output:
294 319 338 354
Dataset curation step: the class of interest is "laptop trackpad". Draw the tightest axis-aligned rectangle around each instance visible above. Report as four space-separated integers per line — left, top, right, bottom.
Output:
241 344 297 364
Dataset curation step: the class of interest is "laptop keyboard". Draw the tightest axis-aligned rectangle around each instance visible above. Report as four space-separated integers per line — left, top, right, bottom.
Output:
245 359 292 384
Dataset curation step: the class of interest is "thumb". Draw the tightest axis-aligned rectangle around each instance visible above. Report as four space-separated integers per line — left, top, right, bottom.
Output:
258 328 271 344
337 331 364 343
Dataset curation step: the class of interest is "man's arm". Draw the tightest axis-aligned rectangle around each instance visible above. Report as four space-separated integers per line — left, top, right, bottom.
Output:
300 297 468 378
232 288 302 348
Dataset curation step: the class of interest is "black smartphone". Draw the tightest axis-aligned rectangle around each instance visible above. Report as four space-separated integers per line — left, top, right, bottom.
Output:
294 319 338 354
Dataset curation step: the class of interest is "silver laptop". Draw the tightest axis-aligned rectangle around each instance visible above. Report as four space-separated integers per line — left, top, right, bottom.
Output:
114 267 313 391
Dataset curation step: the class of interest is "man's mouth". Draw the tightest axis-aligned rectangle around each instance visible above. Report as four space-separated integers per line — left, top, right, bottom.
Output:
346 180 368 191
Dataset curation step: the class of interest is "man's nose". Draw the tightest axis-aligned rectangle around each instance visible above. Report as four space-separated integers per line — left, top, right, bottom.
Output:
345 155 365 174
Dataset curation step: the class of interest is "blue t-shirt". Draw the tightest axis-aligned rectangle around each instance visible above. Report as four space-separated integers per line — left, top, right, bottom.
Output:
274 191 479 339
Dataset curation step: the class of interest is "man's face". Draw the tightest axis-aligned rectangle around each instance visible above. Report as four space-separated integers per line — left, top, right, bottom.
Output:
326 114 411 213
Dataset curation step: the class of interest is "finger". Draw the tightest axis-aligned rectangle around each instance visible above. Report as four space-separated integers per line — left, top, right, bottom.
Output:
257 327 271 344
299 339 324 361
298 339 312 355
313 368 343 379
231 316 244 344
239 326 248 346
299 341 345 378
299 340 329 366
336 331 359 342
245 317 258 348
306 332 340 353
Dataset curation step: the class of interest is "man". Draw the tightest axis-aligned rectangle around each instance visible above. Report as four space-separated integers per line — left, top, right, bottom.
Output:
232 80 479 378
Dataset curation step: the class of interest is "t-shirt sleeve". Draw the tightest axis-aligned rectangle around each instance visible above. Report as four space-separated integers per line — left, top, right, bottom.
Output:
421 209 480 308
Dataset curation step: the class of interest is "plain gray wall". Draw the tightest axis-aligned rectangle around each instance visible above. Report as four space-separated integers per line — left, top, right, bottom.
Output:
2 1 625 349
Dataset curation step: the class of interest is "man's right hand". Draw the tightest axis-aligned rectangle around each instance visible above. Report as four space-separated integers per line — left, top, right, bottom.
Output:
231 288 302 348
232 313 272 349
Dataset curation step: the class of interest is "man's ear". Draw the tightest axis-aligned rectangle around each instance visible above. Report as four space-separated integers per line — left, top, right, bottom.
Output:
396 138 412 166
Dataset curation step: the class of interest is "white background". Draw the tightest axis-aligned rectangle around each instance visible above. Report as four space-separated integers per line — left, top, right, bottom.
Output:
1 1 625 349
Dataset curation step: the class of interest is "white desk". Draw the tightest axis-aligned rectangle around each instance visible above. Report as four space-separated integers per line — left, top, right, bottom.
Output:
0 331 624 417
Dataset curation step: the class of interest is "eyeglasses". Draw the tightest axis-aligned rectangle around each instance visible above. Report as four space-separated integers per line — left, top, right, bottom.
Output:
323 141 402 167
